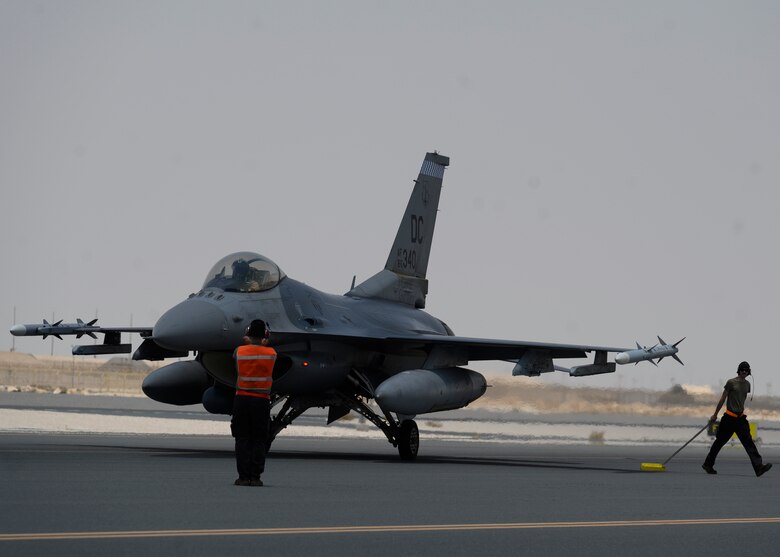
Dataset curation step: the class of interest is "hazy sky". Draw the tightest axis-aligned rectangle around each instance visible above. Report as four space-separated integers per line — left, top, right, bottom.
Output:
2 1 779 393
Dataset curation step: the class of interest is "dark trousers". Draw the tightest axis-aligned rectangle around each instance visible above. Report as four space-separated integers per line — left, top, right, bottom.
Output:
704 414 763 471
231 395 271 480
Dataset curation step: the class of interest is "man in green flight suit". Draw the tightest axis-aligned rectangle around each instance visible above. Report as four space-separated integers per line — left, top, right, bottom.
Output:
702 361 772 477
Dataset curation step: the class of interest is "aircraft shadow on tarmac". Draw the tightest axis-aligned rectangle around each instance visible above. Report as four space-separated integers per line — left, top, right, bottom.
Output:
83 443 641 473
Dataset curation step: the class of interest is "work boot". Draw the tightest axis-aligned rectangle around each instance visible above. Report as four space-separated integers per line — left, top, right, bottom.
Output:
234 478 251 486
702 463 717 475
756 463 772 477
250 478 264 487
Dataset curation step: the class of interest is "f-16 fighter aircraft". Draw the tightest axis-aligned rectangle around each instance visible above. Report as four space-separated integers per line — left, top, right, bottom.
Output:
12 152 652 459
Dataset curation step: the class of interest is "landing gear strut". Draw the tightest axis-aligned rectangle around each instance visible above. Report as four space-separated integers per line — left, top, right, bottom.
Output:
268 392 420 460
334 392 420 460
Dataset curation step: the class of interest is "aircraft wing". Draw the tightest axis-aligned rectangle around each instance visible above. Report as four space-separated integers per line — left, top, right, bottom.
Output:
383 334 630 361
272 330 630 377
382 334 631 377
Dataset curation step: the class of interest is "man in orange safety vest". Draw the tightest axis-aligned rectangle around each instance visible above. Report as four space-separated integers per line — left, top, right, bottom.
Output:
231 319 276 486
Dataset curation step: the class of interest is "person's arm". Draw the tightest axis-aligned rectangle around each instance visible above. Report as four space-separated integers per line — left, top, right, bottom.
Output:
711 390 727 422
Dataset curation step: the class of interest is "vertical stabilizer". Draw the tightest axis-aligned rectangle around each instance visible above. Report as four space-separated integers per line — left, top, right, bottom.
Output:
348 152 449 308
385 152 449 279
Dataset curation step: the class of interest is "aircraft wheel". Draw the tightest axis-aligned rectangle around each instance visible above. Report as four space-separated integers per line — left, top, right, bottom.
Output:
398 419 419 460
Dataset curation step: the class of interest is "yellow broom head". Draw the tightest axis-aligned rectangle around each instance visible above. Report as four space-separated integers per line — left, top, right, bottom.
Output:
640 462 666 471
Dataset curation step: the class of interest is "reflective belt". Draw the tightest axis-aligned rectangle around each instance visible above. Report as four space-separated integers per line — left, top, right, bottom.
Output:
724 410 744 418
236 376 272 395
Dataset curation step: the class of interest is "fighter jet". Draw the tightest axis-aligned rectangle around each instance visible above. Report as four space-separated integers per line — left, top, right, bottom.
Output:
12 152 641 460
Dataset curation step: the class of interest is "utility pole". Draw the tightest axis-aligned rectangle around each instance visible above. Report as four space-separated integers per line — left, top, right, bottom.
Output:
129 313 134 360
11 306 16 352
93 309 98 358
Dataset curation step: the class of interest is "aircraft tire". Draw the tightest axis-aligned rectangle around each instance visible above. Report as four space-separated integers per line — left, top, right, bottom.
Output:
398 419 419 460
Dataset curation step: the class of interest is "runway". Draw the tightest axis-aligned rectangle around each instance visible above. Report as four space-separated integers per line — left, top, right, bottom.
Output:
1 395 778 556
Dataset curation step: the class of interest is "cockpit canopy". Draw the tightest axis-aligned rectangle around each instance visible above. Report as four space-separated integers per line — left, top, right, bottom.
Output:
203 252 285 293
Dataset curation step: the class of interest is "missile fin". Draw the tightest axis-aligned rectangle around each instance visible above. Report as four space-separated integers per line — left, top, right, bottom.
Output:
672 354 684 365
673 337 685 347
657 335 667 345
649 358 658 367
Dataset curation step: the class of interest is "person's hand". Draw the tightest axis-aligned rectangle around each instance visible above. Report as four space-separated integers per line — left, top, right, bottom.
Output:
710 413 718 422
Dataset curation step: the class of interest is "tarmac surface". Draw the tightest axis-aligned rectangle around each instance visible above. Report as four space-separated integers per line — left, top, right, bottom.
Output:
1 393 779 556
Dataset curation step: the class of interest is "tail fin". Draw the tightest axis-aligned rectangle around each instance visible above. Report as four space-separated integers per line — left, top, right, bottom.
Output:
348 152 449 307
385 152 449 279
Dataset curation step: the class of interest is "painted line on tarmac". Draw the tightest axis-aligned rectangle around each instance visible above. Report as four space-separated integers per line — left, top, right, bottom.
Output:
3 517 780 541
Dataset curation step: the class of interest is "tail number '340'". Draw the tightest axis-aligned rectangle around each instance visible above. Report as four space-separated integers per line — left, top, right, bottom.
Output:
396 248 417 271
396 215 424 271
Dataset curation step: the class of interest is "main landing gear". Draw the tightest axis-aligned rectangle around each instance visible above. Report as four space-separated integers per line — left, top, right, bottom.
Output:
268 392 420 460
397 419 419 460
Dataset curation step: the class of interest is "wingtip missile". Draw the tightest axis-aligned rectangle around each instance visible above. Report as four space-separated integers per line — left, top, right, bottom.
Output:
9 318 103 339
615 336 685 366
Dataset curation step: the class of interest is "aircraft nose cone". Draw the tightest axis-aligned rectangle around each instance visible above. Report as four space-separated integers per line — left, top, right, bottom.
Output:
153 299 231 352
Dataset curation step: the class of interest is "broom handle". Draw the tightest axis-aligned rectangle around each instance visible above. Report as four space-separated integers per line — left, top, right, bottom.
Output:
662 423 710 465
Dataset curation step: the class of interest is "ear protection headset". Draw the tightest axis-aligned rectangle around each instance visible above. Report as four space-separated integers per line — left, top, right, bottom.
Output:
738 361 754 401
245 319 270 340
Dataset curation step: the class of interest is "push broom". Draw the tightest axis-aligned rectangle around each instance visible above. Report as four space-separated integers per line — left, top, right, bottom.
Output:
640 422 711 472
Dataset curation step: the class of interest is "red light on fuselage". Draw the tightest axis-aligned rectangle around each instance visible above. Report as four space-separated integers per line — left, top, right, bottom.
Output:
303 361 309 367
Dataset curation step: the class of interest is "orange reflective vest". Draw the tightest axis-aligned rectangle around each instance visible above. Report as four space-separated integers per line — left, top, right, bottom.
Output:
234 344 276 399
